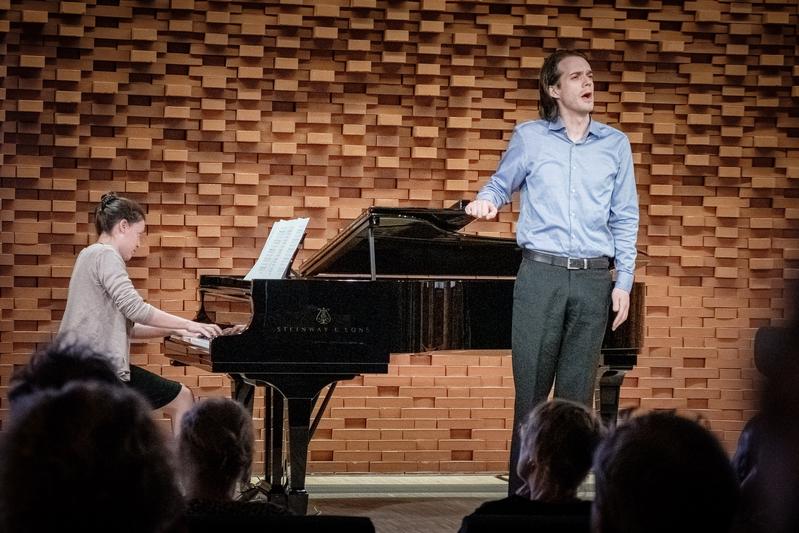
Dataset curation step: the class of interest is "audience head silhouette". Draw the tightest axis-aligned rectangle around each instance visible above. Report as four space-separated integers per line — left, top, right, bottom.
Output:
7 336 121 414
516 399 603 500
0 382 182 533
592 411 738 533
737 319 799 533
178 397 254 500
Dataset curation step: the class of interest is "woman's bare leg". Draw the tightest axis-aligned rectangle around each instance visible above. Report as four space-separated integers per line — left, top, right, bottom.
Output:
162 384 194 438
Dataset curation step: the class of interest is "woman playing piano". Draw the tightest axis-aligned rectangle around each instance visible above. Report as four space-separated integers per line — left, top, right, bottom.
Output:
59 192 223 436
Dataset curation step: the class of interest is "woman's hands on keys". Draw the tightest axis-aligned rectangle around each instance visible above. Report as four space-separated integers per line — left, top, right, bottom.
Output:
221 324 247 336
183 321 223 339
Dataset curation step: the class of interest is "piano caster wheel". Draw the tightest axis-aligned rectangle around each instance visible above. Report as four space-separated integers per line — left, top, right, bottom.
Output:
287 489 309 516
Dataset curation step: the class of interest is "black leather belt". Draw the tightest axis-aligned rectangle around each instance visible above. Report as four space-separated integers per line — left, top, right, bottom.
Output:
523 249 611 270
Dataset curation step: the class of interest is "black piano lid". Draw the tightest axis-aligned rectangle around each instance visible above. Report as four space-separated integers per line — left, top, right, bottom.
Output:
297 202 524 278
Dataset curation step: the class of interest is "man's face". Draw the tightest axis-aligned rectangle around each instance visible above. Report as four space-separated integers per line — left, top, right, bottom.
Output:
548 55 594 117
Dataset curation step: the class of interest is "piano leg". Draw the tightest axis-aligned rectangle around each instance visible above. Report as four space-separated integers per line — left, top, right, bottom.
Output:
267 388 286 503
254 390 306 514
231 376 280 502
597 367 628 426
242 374 356 515
230 374 255 414
286 398 313 515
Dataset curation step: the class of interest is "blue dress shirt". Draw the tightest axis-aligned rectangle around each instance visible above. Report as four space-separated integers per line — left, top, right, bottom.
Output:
476 118 639 292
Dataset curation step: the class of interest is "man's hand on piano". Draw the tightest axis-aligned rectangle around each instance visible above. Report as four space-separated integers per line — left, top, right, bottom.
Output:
465 199 498 220
182 320 223 339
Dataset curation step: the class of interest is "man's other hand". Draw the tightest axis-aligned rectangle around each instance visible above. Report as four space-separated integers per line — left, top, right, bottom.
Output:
611 288 630 331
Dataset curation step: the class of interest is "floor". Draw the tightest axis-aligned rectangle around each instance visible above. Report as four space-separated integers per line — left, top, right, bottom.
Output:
305 475 506 533
298 474 596 533
311 496 490 533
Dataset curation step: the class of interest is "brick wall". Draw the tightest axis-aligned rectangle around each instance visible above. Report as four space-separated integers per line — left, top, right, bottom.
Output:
310 352 514 473
1 1 797 473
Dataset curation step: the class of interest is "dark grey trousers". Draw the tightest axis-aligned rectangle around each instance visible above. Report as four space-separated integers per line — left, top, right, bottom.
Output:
507 258 613 495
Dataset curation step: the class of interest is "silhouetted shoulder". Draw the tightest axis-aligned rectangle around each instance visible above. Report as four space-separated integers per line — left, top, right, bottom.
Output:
185 499 290 519
470 495 591 516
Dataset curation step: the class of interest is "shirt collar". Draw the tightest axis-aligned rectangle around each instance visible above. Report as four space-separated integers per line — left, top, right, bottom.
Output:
548 116 608 141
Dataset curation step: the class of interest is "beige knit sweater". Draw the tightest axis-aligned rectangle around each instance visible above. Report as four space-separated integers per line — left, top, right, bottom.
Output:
59 243 154 381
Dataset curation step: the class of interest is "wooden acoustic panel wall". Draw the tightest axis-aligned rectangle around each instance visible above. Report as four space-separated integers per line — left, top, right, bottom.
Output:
1 1 797 472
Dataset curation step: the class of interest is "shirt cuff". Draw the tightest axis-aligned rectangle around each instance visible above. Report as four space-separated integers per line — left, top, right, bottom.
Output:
614 271 634 293
475 192 500 207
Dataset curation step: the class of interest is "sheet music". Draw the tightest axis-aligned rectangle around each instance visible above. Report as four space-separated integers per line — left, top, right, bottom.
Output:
244 218 309 280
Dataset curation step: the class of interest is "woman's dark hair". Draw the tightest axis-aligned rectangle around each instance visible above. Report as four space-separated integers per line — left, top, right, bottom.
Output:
592 411 739 533
516 399 603 500
538 49 590 122
94 192 146 236
7 335 122 412
178 397 254 499
0 382 183 533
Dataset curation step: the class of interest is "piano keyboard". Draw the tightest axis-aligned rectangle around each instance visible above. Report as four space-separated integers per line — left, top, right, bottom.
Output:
171 334 210 350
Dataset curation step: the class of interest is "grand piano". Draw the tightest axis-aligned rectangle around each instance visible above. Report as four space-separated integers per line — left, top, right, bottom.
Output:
165 202 644 514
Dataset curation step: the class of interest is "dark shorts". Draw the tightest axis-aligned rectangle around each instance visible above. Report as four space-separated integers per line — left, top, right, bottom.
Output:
127 365 183 410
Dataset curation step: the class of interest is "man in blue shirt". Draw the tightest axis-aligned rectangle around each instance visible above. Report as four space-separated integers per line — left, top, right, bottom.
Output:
466 50 639 495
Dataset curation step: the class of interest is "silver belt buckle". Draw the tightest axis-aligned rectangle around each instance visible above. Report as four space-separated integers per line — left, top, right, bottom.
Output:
567 257 587 270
